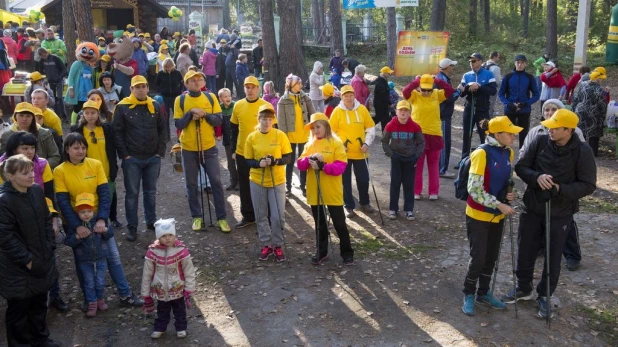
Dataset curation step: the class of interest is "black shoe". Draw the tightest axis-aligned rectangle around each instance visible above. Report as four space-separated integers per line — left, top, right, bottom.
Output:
80 300 88 313
203 186 212 193
119 292 144 307
126 226 137 242
234 219 255 229
49 297 69 312
43 339 62 347
111 219 124 229
343 257 355 266
566 259 581 271
225 183 237 191
146 223 155 232
311 254 328 265
301 186 307 197
537 248 545 258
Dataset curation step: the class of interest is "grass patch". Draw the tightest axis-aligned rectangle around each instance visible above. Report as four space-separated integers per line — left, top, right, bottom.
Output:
352 229 432 259
580 196 618 214
577 304 618 343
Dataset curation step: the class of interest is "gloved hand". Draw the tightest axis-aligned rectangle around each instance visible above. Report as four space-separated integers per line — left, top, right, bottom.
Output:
142 297 155 314
267 155 276 166
316 160 325 170
518 102 528 109
184 292 192 309
507 103 517 112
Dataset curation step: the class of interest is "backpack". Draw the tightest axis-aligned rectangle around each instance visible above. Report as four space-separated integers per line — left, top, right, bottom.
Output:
179 92 216 113
482 61 497 71
454 144 490 201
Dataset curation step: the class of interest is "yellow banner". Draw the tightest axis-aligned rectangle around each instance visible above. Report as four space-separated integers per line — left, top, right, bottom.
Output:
394 31 450 77
608 25 618 43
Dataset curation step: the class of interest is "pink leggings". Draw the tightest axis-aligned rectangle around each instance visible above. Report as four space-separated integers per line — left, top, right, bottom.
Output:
414 148 441 196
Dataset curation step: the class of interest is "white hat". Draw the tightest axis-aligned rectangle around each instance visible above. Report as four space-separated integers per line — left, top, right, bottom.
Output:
439 58 458 69
543 61 556 68
155 218 177 239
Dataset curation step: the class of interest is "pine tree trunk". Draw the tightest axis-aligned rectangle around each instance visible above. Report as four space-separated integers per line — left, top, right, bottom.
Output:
63 0 77 67
469 0 478 37
386 7 396 69
260 0 281 92
317 0 325 43
546 0 558 59
222 0 231 30
522 0 530 38
311 0 321 43
483 0 490 32
329 0 343 55
429 0 446 31
0 0 7 10
296 0 303 44
74 0 94 44
276 0 307 87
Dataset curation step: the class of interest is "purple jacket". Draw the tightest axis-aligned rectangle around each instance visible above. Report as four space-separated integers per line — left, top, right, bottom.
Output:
0 153 48 189
200 49 217 76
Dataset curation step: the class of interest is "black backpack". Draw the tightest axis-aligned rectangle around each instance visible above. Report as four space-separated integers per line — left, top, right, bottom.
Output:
454 144 489 201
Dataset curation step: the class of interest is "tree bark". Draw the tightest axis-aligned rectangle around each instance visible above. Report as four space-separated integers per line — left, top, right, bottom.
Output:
296 0 303 44
469 0 478 37
546 0 558 60
276 0 307 88
522 0 530 38
63 0 77 67
386 7 396 69
483 0 490 32
260 0 281 92
222 0 231 30
0 0 7 10
74 0 94 44
317 0 325 43
329 0 343 55
429 0 446 31
311 0 322 43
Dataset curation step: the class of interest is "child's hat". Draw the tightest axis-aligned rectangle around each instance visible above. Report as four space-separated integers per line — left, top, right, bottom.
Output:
396 100 412 110
75 192 95 211
155 218 177 239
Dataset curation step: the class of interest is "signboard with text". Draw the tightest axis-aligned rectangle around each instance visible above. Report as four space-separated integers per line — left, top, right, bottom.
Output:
394 31 450 77
343 0 418 9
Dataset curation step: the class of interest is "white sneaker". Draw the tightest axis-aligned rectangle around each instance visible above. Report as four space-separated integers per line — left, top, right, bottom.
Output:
414 194 421 200
388 210 397 219
177 330 187 339
429 195 438 200
151 331 164 339
440 171 456 178
405 211 416 221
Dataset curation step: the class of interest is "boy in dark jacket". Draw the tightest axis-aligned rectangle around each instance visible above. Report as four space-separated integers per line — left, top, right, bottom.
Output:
381 100 425 221
235 53 249 99
218 88 238 190
64 192 113 317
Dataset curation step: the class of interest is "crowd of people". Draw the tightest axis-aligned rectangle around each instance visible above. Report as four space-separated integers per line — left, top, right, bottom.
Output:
0 20 609 345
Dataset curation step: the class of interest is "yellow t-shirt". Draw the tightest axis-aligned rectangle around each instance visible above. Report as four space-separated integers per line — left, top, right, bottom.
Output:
286 102 310 144
53 157 108 213
301 137 347 206
42 108 63 136
329 105 375 160
245 129 292 187
174 93 222 152
230 98 277 156
83 126 110 179
465 147 514 223
0 160 52 185
407 89 446 136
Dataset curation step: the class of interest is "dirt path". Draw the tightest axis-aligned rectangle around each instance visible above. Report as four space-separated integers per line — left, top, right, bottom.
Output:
1 102 617 347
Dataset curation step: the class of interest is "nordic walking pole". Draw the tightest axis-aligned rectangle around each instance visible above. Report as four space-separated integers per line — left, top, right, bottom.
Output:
314 169 321 261
357 138 384 225
269 162 291 267
545 199 552 329
488 216 506 314
315 165 334 256
195 119 207 230
506 180 518 318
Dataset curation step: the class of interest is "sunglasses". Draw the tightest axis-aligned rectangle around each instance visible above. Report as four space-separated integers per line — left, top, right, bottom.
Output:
469 60 478 63
420 88 433 93
90 131 97 144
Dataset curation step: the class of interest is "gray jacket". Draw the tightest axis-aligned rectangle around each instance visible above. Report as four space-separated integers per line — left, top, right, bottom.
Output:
276 91 315 135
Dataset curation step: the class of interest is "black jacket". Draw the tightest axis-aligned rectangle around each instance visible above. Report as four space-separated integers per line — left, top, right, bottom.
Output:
252 46 263 70
112 101 167 159
0 183 58 300
516 134 596 217
36 54 67 84
155 70 184 98
70 122 118 181
216 51 226 77
373 76 390 109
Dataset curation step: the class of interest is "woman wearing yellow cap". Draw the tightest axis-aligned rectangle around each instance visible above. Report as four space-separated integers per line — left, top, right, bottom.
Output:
298 112 353 265
94 55 113 89
571 67 609 157
461 116 519 316
156 44 171 73
244 103 292 262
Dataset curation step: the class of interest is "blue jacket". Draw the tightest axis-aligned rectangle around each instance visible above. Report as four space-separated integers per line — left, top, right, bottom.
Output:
498 69 540 114
235 62 249 85
435 71 461 120
225 47 239 68
64 220 113 263
133 47 149 76
459 68 497 112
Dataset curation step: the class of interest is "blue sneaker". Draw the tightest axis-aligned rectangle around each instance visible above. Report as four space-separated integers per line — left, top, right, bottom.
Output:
476 292 506 309
537 296 554 319
462 294 476 316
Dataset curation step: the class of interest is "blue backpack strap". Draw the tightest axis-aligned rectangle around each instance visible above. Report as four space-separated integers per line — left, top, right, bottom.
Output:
180 92 216 113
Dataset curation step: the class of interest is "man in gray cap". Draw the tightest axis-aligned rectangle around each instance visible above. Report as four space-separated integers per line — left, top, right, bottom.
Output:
435 58 460 178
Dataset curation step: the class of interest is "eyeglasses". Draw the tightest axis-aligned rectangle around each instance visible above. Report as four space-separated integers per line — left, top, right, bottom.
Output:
420 88 433 93
469 60 478 63
90 131 97 144
544 107 558 113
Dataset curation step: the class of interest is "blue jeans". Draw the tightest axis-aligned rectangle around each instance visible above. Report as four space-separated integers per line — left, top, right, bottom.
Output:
343 159 370 209
182 147 227 220
439 117 452 174
79 260 107 302
122 156 161 228
206 75 217 93
49 255 61 299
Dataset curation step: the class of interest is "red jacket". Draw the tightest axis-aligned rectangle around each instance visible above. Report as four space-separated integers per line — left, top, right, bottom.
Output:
540 69 566 89
17 35 32 62
1 37 18 63
350 75 370 107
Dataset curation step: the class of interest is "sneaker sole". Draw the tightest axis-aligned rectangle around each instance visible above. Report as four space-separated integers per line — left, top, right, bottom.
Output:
235 221 256 229
311 256 328 265
258 255 272 261
502 292 535 304
275 257 287 262
536 311 554 319
461 306 476 316
475 299 506 310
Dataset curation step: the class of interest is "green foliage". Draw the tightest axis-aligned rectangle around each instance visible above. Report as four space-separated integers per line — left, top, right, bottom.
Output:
577 304 618 343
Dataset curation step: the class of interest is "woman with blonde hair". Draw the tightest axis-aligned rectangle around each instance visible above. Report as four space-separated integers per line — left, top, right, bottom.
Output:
154 57 183 123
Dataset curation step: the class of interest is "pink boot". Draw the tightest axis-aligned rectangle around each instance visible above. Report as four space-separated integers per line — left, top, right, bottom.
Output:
97 299 108 311
86 302 97 317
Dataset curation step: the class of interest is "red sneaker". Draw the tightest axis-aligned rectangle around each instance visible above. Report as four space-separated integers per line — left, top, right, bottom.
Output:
259 246 273 261
274 246 286 262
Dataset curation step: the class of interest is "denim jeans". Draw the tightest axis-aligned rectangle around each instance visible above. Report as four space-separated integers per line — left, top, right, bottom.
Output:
439 117 452 174
286 143 307 191
206 75 217 94
79 260 107 302
122 156 161 228
181 147 227 220
343 159 370 209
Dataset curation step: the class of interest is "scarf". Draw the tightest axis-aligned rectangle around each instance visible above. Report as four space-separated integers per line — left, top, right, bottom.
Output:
118 94 155 113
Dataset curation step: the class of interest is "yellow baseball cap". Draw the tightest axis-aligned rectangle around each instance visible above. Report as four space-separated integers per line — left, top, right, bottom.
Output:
32 106 43 116
126 24 134 29
258 103 275 115
14 102 36 114
396 100 411 110
138 33 144 37
380 66 394 74
340 85 354 95
100 54 111 62
488 116 524 134
161 39 168 45
45 198 57 214
540 109 579 129
220 39 227 44
590 67 607 81
131 75 148 87
29 71 46 82
184 70 204 83
82 100 101 111
244 76 259 86
144 33 151 38
174 32 180 37
75 192 95 210
420 74 434 90
98 36 106 42
320 83 335 97
159 44 169 51
304 112 330 130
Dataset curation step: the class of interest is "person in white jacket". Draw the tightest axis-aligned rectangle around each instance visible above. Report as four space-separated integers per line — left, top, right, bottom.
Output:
484 52 502 117
309 61 325 112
